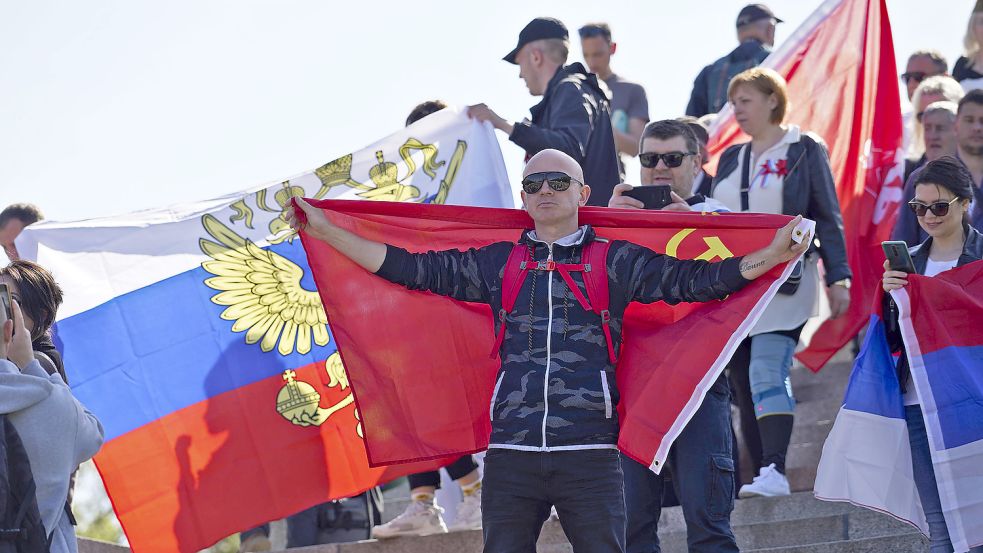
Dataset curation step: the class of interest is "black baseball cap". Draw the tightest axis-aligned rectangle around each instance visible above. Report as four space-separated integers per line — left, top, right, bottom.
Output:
503 17 568 65
736 4 783 27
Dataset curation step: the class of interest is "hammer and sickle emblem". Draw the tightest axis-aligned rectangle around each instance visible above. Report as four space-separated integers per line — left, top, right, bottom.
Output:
665 229 734 261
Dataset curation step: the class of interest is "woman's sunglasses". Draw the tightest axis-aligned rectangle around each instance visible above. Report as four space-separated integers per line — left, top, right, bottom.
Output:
908 197 960 217
639 151 694 169
521 171 582 194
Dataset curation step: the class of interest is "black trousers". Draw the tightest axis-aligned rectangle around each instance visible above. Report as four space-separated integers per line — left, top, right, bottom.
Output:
482 448 626 553
406 454 479 489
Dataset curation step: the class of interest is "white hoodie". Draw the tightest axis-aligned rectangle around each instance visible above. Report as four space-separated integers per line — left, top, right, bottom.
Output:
0 358 104 553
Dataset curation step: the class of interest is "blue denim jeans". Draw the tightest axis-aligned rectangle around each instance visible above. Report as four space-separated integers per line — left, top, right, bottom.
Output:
749 333 797 417
622 376 738 553
482 448 626 553
906 406 983 553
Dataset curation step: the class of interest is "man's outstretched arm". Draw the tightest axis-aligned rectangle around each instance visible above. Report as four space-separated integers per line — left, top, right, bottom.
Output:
287 198 388 273
625 215 812 305
286 198 496 303
737 215 810 280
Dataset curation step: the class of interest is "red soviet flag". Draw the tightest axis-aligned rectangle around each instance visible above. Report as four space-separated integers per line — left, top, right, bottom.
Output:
300 200 802 471
706 0 904 371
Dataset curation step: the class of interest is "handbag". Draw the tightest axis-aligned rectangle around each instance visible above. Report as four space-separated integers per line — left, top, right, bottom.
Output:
740 145 802 295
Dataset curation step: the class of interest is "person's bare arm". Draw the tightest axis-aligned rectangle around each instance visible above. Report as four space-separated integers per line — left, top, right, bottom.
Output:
613 117 647 157
738 215 810 280
286 198 388 273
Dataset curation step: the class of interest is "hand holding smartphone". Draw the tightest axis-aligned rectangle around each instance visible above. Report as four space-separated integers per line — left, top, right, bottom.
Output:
0 283 11 323
882 241 916 273
0 283 12 338
622 185 673 210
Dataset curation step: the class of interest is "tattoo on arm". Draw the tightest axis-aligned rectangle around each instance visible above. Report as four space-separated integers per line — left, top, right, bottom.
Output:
739 260 766 273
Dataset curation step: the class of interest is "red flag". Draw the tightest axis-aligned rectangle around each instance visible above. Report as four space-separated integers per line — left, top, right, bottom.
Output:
301 200 801 470
706 0 904 371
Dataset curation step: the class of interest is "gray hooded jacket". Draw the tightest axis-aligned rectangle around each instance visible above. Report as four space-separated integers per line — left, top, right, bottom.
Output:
0 358 104 553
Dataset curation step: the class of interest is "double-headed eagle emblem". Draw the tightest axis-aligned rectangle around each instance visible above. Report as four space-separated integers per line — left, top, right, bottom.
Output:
197 135 468 433
199 213 329 356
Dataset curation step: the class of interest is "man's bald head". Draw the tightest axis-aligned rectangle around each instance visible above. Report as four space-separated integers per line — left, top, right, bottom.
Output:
523 149 585 184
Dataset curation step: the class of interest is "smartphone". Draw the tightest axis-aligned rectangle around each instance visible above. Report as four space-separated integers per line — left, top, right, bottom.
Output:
882 241 917 273
0 283 10 324
622 185 673 210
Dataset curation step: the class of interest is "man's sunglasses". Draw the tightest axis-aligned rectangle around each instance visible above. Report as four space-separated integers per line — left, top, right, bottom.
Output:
521 172 582 194
908 197 960 217
639 151 695 169
901 71 928 85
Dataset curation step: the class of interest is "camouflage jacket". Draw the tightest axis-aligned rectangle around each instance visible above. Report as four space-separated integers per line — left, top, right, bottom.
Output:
375 225 748 451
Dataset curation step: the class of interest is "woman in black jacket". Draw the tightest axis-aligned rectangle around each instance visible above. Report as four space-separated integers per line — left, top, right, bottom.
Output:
882 157 983 553
710 67 852 498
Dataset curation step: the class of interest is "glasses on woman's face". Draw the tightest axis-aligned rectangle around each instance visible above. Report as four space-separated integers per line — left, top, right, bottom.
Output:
908 197 960 217
638 151 694 169
521 171 581 194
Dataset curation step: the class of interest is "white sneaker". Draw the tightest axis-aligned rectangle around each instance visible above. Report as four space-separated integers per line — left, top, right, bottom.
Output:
448 489 482 531
372 500 448 539
738 463 791 498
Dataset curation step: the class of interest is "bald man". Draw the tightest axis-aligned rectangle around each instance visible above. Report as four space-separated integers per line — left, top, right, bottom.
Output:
288 149 807 553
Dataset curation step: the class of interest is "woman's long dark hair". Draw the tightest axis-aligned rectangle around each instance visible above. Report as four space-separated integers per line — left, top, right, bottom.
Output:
2 260 66 380
1 260 64 342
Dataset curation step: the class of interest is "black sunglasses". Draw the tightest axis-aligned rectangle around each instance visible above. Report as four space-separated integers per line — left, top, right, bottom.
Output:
639 151 695 169
901 71 928 85
521 171 582 194
908 197 960 217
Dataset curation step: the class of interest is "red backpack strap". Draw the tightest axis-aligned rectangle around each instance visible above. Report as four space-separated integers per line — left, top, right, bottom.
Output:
582 238 616 364
490 243 532 358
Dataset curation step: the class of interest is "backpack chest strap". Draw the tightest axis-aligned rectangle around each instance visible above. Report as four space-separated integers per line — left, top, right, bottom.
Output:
490 240 618 366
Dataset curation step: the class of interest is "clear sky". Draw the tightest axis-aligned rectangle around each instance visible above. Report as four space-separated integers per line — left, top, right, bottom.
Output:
0 0 970 222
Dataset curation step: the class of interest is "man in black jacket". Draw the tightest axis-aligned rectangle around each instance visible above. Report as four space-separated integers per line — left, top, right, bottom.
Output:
686 4 781 118
468 17 620 206
287 149 809 553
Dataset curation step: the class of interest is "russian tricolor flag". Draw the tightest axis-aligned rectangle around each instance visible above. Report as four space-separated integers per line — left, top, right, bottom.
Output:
816 262 983 552
16 109 514 552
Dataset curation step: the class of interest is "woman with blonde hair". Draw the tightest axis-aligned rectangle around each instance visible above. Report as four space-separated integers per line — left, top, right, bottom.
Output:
709 67 851 498
954 0 983 92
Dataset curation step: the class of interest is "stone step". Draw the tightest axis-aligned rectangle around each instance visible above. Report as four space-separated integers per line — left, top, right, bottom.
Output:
281 494 921 553
658 509 917 552
746 532 927 553
78 539 130 553
272 510 924 553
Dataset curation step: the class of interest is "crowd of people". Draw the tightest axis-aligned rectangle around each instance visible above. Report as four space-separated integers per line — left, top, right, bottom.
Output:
3 2 983 553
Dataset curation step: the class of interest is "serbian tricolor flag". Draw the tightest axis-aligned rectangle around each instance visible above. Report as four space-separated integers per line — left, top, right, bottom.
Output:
15 109 513 552
815 262 983 551
300 201 805 471
707 0 905 370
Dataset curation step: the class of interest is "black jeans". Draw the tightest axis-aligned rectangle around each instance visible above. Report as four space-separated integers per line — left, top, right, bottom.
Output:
481 448 626 553
407 455 479 489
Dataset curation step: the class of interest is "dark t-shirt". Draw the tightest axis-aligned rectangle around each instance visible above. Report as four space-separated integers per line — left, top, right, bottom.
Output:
954 56 983 83
603 74 649 133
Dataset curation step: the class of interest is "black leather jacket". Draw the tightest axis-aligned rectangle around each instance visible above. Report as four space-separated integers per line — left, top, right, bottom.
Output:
710 134 852 285
886 225 983 390
509 64 620 207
